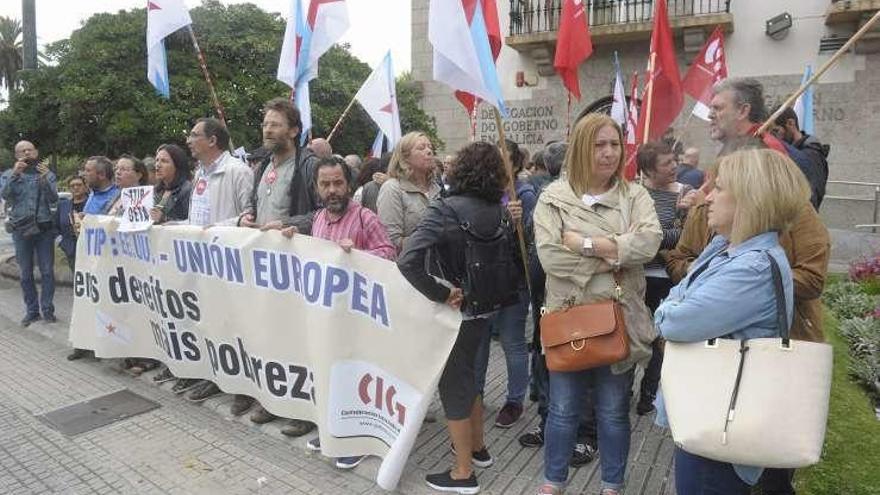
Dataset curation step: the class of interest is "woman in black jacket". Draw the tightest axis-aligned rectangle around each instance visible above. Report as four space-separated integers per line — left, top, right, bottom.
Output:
150 144 192 223
398 141 520 495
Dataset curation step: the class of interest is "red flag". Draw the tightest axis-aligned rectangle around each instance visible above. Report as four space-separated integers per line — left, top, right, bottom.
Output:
682 26 727 120
624 73 640 180
455 0 502 115
554 0 593 100
636 0 683 142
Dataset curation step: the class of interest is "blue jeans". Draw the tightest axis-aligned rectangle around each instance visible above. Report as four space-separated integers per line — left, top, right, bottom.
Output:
544 365 633 490
475 289 530 406
13 229 56 317
674 447 750 495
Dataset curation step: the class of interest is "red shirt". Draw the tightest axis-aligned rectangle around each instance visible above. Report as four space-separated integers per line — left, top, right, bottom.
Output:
311 202 397 261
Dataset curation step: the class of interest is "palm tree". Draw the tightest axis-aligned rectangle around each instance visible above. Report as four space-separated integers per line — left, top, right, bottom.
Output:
0 16 23 92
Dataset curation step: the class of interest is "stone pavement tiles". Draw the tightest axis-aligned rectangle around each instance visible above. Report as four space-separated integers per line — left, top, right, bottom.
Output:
0 278 674 494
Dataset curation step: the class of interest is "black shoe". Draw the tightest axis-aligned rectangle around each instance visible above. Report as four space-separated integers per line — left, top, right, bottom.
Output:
172 378 200 394
43 314 57 323
518 425 544 448
67 348 90 361
450 443 494 468
153 367 176 383
425 470 479 494
186 381 221 402
569 442 597 468
21 314 40 327
636 396 656 415
230 395 255 416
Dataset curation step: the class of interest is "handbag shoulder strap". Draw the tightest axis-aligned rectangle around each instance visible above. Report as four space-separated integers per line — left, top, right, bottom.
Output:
766 253 791 345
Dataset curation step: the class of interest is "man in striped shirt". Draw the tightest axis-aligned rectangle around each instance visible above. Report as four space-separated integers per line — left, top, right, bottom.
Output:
282 156 396 261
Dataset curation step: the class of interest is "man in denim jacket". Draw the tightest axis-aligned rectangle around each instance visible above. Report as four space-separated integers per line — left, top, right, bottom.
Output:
1 141 59 326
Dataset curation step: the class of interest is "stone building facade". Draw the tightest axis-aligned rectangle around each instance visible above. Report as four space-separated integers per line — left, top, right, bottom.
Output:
411 0 880 230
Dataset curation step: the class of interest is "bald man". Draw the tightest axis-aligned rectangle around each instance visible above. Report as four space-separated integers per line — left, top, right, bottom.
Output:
308 138 333 159
1 141 59 326
675 147 704 189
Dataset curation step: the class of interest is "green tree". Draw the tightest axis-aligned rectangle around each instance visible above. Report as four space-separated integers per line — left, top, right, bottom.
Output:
0 16 22 92
0 1 437 161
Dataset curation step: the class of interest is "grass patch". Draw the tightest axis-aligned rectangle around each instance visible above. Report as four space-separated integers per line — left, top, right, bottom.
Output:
794 309 880 495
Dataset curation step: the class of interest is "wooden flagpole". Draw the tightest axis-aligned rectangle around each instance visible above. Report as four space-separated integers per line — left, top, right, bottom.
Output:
493 107 533 295
758 9 880 135
187 26 234 151
642 51 657 144
327 95 359 143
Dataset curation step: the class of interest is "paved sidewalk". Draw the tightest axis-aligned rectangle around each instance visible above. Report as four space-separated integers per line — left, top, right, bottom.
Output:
0 273 674 495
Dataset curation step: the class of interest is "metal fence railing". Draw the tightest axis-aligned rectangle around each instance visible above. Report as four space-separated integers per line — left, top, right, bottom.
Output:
825 180 880 233
508 0 731 36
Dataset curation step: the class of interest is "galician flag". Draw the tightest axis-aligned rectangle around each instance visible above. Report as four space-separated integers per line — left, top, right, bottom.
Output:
793 64 814 135
277 0 350 142
146 0 192 98
354 51 402 148
610 52 627 127
429 0 507 116
369 130 385 159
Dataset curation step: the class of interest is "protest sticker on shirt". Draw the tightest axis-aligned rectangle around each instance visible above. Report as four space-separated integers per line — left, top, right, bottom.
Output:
118 186 154 232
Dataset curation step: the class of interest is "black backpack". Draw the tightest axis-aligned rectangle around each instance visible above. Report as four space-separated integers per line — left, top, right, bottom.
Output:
443 198 521 316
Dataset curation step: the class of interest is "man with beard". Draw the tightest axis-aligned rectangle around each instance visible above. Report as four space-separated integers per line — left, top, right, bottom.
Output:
281 156 394 470
772 106 830 208
237 97 321 434
282 157 395 260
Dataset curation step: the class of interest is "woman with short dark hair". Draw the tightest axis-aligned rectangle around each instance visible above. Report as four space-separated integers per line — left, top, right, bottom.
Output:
399 141 520 495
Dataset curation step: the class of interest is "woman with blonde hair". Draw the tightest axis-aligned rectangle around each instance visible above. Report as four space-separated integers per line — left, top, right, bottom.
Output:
654 148 811 495
377 132 442 252
533 113 661 495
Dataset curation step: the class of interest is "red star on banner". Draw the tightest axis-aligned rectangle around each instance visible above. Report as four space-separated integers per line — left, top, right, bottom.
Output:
379 102 393 114
105 323 117 334
147 1 161 10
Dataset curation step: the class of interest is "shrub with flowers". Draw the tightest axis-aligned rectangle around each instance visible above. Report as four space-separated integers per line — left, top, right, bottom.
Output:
823 253 880 402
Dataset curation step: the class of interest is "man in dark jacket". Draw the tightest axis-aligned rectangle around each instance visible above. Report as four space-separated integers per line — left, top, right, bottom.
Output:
238 97 320 234
236 97 320 436
772 106 830 208
1 141 58 327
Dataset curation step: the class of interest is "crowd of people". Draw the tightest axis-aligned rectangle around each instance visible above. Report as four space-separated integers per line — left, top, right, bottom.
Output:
0 77 832 495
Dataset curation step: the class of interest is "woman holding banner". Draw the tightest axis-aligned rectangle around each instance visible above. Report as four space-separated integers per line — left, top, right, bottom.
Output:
399 141 520 495
107 155 150 216
533 114 661 495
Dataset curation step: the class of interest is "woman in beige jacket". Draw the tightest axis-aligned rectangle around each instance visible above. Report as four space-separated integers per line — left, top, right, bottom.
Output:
377 132 442 252
533 114 661 495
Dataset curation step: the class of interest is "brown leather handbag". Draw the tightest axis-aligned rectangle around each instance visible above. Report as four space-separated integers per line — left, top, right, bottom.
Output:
540 273 630 372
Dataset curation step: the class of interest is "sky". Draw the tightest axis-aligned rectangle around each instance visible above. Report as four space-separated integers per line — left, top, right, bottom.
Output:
0 0 412 73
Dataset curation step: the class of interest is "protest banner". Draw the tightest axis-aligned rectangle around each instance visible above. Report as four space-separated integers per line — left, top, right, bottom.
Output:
69 216 461 490
117 186 155 232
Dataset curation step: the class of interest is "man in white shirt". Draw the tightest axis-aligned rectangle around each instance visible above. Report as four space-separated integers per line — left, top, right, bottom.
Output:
170 118 254 404
186 118 254 226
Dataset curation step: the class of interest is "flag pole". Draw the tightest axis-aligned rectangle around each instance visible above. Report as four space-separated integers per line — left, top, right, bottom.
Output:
758 8 880 135
493 107 533 295
566 93 572 138
671 109 695 152
327 95 359 143
642 51 657 144
186 26 234 151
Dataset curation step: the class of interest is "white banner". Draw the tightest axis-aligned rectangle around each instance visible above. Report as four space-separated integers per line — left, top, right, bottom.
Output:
69 216 461 490
117 186 155 232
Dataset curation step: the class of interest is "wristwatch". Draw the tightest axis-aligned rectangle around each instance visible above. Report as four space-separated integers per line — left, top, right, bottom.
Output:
581 237 594 257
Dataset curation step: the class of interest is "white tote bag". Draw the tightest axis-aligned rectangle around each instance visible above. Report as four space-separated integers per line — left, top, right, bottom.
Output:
660 255 833 468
